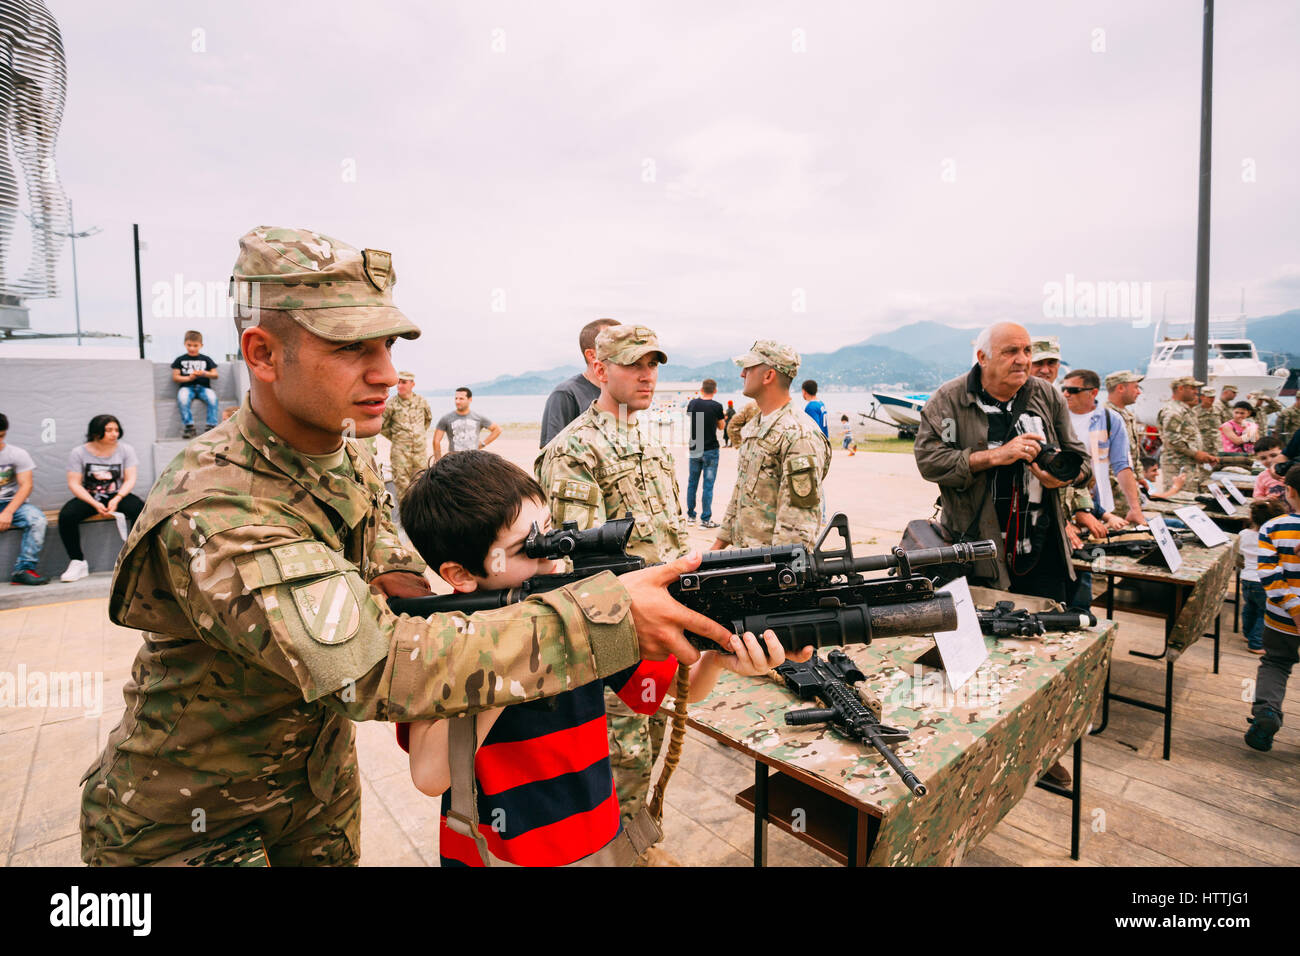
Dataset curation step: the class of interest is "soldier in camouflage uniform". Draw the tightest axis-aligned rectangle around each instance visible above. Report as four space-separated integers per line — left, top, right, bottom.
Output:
1157 376 1218 493
1104 370 1145 512
711 340 831 551
1197 387 1223 453
80 227 730 866
535 324 688 828
1273 400 1300 446
1211 384 1238 425
1246 391 1284 437
381 370 432 499
726 400 758 448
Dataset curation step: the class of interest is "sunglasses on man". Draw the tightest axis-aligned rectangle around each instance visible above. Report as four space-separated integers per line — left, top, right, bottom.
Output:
1061 385 1095 395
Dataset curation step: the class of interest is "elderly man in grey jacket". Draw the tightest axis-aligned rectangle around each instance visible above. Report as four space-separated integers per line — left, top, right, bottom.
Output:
914 322 1092 604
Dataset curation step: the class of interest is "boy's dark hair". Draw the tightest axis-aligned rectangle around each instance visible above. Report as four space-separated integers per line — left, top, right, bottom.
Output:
802 379 818 396
1250 497 1286 528
455 386 472 399
0 412 8 432
87 414 122 442
1232 400 1254 413
1140 456 1159 469
400 450 545 576
1287 464 1300 495
701 378 717 395
184 330 203 343
840 414 849 421
1255 436 1282 454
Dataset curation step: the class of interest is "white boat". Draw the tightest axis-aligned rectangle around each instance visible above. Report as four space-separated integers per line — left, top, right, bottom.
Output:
1131 315 1289 426
868 390 930 436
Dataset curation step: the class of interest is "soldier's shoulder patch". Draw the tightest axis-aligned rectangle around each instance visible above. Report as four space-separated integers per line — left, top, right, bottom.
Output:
271 541 337 582
290 574 361 645
785 454 813 474
552 478 599 504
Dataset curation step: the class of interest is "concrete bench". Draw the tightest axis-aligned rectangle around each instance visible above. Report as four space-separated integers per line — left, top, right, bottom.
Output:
0 505 128 579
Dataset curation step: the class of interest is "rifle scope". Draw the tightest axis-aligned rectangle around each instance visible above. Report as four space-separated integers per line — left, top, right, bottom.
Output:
814 539 998 577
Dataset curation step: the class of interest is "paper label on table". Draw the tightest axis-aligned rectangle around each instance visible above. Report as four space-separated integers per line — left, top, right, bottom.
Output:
930 576 989 693
1206 482 1235 514
1147 515 1183 571
113 512 129 542
1174 506 1230 548
1222 480 1248 505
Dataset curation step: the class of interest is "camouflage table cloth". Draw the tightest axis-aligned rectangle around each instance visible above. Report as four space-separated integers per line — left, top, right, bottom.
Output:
688 611 1116 866
1072 535 1236 657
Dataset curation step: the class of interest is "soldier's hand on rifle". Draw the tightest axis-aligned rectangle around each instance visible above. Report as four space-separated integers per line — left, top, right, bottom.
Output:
1193 450 1218 464
621 551 734 664
370 570 434 600
718 630 812 676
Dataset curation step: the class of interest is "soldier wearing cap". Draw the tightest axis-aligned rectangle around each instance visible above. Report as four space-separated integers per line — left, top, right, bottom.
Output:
1030 337 1062 383
535 323 689 830
80 229 731 866
711 340 831 552
1246 390 1284 437
1273 398 1300 447
381 369 432 498
1197 386 1223 452
1212 384 1239 424
1104 370 1146 506
1157 376 1218 492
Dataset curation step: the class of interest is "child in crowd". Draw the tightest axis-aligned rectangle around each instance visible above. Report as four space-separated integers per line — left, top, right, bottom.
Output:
1241 498 1287 654
839 414 857 455
1220 401 1259 454
170 330 220 439
1141 456 1184 497
1253 437 1287 499
1245 466 1300 751
395 450 791 866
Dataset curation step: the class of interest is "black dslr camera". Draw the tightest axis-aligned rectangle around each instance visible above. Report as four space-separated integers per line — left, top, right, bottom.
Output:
1014 414 1084 483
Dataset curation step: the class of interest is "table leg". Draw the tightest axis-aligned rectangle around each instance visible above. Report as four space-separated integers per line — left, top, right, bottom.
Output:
1071 736 1083 861
1213 613 1221 675
1233 570 1240 634
1090 662 1111 735
1162 660 1173 761
753 761 769 868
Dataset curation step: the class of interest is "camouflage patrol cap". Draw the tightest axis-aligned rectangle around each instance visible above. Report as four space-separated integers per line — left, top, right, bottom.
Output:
733 340 800 379
1171 375 1204 389
595 324 668 365
1104 370 1143 389
230 226 420 343
1200 386 1216 396
1030 336 1061 362
398 370 416 380
1220 383 1239 393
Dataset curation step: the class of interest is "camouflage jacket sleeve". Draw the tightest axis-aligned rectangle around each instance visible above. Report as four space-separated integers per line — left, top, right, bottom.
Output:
537 450 606 532
163 518 639 721
1165 410 1199 457
380 402 394 440
727 403 757 447
771 432 830 547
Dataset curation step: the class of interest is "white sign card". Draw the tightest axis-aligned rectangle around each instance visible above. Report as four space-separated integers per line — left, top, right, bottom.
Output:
113 512 129 542
930 576 989 692
1206 482 1235 514
1222 480 1248 505
1174 506 1231 548
1147 515 1183 571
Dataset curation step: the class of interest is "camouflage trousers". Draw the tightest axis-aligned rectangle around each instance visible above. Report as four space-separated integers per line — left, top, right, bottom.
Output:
81 772 362 867
390 441 428 500
1161 454 1206 493
605 688 668 823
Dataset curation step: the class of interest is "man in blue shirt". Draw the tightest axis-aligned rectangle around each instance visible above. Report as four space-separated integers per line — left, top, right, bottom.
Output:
802 380 829 438
1062 369 1144 526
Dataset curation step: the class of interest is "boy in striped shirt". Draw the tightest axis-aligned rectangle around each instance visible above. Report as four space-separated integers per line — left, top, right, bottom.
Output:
395 451 793 864
1246 464 1300 751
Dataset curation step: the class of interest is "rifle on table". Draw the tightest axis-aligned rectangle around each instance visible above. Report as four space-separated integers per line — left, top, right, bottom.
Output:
1071 528 1191 561
388 512 999 653
976 600 1096 638
777 649 927 796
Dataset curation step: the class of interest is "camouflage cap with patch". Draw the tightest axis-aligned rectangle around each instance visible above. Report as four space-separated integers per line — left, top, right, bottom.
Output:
595 324 668 365
1030 336 1061 362
398 370 416 380
733 339 800 379
1220 383 1239 392
1171 375 1205 388
1200 386 1216 396
230 226 420 343
1104 370 1143 389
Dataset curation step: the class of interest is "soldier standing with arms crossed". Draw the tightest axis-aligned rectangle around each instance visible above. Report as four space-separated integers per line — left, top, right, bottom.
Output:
380 370 432 499
711 340 831 551
536 324 688 844
80 229 733 866
1158 376 1219 492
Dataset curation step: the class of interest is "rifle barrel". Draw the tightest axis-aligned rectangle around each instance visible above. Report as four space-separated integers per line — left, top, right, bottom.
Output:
818 539 998 576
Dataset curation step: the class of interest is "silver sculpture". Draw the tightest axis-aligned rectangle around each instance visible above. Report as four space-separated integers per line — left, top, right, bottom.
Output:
0 0 70 300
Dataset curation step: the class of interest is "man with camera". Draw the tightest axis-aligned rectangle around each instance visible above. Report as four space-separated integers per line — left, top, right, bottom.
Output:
915 322 1092 603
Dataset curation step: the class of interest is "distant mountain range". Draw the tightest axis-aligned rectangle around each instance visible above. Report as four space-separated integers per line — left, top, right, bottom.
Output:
463 309 1300 394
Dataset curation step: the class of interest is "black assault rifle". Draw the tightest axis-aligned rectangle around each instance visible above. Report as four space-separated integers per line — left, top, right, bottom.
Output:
777 649 927 796
387 513 998 653
977 600 1096 638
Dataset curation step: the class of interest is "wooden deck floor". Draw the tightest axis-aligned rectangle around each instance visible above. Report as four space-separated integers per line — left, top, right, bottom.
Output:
1 596 1295 867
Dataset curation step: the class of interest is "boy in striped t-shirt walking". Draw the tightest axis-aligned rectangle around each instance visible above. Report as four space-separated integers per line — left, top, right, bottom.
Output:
1246 464 1300 751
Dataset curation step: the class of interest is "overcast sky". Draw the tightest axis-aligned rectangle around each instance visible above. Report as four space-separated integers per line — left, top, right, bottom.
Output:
13 0 1300 386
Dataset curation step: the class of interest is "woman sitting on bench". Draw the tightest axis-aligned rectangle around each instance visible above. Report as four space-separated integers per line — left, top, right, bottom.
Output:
59 415 144 583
